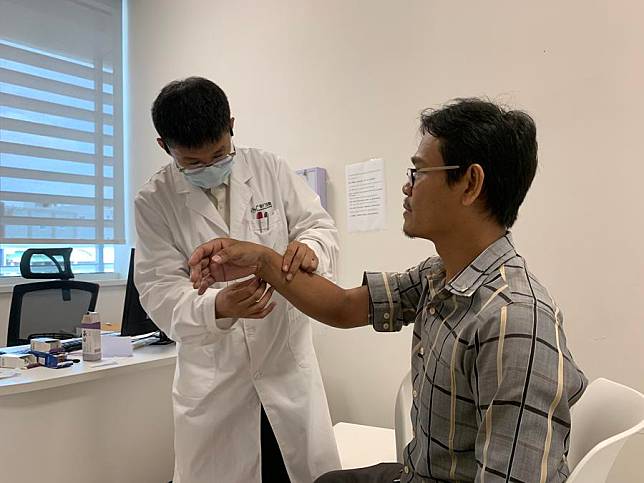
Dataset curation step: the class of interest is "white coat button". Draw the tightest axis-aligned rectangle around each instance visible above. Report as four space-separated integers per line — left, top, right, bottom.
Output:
419 346 425 356
429 306 436 315
383 323 389 330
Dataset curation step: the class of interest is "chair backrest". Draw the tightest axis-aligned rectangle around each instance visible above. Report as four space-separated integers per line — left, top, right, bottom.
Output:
7 280 99 346
567 378 644 483
394 369 414 463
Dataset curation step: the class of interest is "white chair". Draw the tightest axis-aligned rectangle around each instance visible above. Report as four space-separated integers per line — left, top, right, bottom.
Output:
335 373 644 481
332 422 396 469
333 370 413 469
394 370 414 462
566 377 644 482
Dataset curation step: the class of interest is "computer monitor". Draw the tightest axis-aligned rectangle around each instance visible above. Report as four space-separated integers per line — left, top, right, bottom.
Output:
120 248 172 344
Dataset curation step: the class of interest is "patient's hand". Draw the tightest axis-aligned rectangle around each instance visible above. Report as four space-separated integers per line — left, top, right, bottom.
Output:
189 238 270 295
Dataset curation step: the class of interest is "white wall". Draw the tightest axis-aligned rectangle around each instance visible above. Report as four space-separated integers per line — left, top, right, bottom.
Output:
127 1 643 480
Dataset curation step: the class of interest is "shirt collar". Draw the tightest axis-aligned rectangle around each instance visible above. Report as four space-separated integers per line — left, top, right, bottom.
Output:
443 232 517 297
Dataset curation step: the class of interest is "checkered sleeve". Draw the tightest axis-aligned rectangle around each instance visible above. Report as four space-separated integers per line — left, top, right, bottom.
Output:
362 260 430 332
470 302 588 482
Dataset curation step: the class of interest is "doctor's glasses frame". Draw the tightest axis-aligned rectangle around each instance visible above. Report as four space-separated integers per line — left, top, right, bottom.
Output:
175 146 237 174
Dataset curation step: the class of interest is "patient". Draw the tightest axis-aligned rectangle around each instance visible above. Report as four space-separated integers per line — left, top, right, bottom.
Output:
189 98 588 482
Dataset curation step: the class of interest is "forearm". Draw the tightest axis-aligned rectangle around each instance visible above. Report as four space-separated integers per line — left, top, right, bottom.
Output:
258 248 368 328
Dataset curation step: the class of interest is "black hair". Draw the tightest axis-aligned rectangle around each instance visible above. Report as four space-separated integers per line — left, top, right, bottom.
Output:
420 98 538 228
151 76 231 148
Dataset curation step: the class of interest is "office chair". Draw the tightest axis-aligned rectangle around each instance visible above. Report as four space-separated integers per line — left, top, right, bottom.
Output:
6 248 99 346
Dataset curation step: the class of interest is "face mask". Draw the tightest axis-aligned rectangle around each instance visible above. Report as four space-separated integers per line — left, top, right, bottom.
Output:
181 156 235 189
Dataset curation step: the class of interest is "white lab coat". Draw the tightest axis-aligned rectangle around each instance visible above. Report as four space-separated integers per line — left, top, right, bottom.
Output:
134 147 341 483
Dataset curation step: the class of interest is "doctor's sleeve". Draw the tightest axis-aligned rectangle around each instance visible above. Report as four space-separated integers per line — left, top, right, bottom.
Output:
134 193 232 343
275 159 339 281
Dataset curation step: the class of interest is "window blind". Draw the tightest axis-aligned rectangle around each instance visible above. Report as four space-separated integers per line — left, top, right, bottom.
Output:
0 0 124 244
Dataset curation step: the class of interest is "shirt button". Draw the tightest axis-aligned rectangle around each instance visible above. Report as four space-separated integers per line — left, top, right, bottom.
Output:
428 306 436 315
383 313 390 320
383 323 389 330
404 466 409 474
419 347 425 356
413 389 417 398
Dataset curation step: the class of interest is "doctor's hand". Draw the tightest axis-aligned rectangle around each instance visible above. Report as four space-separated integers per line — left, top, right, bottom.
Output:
282 241 318 281
189 238 272 295
215 276 276 319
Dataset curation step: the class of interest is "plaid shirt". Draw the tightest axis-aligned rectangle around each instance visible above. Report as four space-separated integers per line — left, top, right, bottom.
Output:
364 233 587 482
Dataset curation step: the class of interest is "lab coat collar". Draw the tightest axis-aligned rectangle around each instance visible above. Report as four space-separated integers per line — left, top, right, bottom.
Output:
169 150 254 234
168 164 226 233
229 150 253 235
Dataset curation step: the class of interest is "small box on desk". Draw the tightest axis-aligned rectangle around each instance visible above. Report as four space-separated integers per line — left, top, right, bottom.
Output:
1 353 37 369
30 338 62 353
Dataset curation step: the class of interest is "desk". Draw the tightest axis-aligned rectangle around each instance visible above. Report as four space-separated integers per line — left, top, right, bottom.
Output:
0 344 176 483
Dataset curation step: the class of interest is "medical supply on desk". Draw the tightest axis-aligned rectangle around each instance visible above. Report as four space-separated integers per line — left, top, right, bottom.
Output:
30 337 62 353
0 353 37 369
30 350 70 369
81 311 102 361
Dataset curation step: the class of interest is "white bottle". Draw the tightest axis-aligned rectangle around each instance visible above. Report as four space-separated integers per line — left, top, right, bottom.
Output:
81 311 102 361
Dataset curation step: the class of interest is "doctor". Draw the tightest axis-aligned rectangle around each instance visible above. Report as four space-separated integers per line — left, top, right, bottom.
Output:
134 77 341 482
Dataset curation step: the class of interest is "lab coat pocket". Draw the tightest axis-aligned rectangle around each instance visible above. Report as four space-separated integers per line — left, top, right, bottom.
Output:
287 307 313 369
174 343 217 400
245 209 287 254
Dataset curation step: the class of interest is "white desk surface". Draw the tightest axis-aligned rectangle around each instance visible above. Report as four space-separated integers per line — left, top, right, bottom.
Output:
0 343 176 397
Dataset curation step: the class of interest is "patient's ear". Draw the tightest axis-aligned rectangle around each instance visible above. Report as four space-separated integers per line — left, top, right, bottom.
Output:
461 163 484 206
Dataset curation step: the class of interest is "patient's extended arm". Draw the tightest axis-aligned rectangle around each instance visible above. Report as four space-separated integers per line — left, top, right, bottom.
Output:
189 238 368 329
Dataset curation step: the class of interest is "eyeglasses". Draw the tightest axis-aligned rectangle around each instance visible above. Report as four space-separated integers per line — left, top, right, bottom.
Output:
406 165 460 187
175 146 237 174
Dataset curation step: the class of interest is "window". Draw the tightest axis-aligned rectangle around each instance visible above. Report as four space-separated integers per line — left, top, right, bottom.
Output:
0 0 124 278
